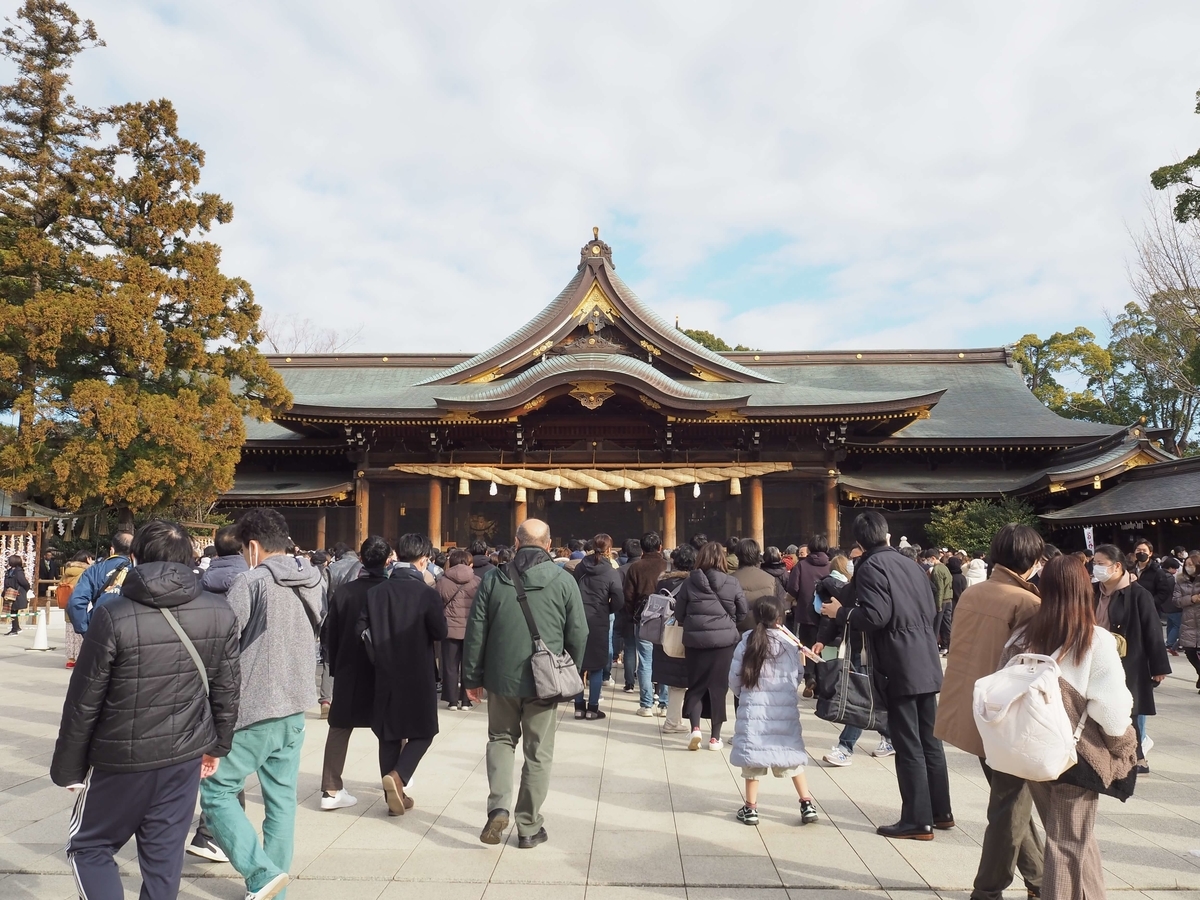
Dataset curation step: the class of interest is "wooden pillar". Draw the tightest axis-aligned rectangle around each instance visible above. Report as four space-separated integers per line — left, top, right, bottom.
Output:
824 472 840 546
663 487 677 549
315 508 327 551
355 476 370 547
381 486 398 546
748 477 764 548
428 479 443 548
514 495 529 531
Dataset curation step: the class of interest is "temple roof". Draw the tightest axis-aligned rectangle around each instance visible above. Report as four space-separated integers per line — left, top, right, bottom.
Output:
1040 456 1200 525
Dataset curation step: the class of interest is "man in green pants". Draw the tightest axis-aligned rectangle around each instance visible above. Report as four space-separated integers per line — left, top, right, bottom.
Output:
463 518 587 849
199 509 326 900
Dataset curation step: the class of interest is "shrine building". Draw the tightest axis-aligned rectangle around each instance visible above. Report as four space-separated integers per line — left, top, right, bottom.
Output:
221 231 1173 552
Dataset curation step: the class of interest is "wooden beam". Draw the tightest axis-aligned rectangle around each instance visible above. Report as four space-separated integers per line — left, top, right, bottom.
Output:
748 477 764 548
429 479 443 548
824 473 839 545
355 476 370 547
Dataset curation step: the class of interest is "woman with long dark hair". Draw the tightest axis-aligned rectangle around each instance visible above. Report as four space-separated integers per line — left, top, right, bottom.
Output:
1011 555 1132 900
675 541 748 751
573 533 623 720
729 597 818 826
3 554 29 635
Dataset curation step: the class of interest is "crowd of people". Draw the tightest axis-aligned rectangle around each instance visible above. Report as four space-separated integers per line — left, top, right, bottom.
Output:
45 507 1183 900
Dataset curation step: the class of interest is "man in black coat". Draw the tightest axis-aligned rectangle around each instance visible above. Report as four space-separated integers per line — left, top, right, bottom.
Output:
1132 538 1176 613
318 535 391 811
358 533 448 815
821 511 952 840
51 520 241 900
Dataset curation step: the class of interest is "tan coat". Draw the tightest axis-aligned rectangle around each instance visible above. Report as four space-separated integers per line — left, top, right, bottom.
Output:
934 565 1040 758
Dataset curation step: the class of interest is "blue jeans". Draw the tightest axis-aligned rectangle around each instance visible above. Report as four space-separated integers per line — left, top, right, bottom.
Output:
575 669 604 710
633 623 668 708
1166 612 1182 649
604 614 615 681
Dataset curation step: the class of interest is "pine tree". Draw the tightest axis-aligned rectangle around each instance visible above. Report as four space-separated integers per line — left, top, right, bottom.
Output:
0 1 290 517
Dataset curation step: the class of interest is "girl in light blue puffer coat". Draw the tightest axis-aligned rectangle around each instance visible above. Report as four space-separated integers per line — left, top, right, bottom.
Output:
729 597 819 826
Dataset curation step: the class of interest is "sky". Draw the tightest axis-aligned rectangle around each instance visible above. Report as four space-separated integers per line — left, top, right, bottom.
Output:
56 1 1200 354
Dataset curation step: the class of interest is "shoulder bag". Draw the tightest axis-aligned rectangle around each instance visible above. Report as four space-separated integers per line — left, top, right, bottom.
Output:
508 562 584 702
814 621 888 732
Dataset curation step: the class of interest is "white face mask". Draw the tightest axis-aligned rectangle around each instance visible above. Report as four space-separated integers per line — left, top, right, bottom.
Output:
1028 564 1043 580
846 561 854 576
1091 564 1111 582
1187 566 1196 577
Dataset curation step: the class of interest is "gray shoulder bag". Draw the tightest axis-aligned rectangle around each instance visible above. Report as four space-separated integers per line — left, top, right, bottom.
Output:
508 562 583 703
160 608 210 697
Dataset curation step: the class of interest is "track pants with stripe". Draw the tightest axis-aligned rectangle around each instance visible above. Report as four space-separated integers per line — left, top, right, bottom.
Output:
67 758 202 900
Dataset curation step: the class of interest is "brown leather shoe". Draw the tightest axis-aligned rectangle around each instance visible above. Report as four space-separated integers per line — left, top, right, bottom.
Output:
382 771 411 816
933 815 956 830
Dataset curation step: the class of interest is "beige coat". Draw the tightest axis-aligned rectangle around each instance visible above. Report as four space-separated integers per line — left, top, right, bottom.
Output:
934 565 1041 758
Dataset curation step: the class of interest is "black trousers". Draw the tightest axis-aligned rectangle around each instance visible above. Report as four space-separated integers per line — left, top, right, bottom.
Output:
887 692 952 827
795 623 819 683
379 737 433 784
683 643 737 737
68 759 201 900
441 639 465 704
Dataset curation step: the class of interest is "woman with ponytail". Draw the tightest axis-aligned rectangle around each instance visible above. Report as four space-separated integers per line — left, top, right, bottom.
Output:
728 597 819 827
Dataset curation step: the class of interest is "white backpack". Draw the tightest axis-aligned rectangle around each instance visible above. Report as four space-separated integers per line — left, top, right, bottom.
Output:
972 651 1086 782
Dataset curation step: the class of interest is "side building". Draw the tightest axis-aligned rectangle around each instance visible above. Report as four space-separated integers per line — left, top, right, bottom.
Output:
221 233 1172 551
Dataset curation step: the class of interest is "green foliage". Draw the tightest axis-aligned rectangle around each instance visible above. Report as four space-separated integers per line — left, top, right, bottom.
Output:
925 497 1041 555
679 328 752 352
0 1 290 517
1150 90 1200 223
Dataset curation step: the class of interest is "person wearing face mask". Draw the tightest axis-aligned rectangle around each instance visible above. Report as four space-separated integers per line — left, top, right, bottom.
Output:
1130 539 1176 620
1175 551 1200 691
934 524 1045 900
198 508 326 900
1160 556 1184 655
1090 544 1171 775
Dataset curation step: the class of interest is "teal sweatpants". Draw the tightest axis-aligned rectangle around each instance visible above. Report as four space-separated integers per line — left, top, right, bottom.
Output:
199 713 306 897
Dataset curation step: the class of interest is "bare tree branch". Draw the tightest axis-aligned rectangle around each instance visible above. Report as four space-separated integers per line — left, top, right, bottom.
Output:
259 312 364 354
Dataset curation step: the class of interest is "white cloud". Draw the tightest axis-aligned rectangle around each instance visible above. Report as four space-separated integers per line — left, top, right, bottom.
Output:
60 0 1200 354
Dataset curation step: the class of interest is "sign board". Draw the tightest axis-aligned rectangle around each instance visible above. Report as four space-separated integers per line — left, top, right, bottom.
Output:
1083 526 1095 553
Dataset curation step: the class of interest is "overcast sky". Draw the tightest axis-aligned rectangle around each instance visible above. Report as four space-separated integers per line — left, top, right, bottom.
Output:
61 1 1200 354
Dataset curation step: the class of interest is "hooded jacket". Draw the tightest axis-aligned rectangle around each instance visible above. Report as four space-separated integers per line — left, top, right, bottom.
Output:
729 627 809 770
462 547 588 698
436 563 481 641
675 568 747 650
200 553 249 595
225 554 325 730
963 558 988 588
50 562 241 785
786 551 832 628
1175 576 1200 650
732 564 787 631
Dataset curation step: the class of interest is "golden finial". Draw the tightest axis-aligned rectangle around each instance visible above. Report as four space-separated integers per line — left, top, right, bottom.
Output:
593 226 599 239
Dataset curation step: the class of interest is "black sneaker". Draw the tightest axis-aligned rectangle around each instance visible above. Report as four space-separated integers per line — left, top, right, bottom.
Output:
479 808 510 845
800 799 819 825
585 708 606 720
185 833 229 863
737 804 759 826
623 685 635 693
1136 760 1150 775
574 708 586 719
518 827 548 849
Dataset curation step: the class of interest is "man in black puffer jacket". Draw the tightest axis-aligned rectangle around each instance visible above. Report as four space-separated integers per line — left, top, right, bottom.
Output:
51 520 241 900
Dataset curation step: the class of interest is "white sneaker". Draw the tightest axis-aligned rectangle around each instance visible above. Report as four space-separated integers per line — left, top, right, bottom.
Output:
653 704 666 717
1142 735 1154 756
707 738 723 751
604 677 615 686
688 729 703 751
822 745 853 767
246 873 289 900
320 789 358 810
662 721 690 733
636 706 654 717
186 835 228 863
872 739 896 758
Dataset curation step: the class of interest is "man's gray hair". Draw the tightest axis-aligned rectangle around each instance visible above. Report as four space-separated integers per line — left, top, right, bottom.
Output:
516 518 551 548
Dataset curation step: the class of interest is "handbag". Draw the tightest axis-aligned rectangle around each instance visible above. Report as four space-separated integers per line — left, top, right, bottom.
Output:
1 588 16 613
509 562 583 703
661 617 686 658
55 583 72 609
640 584 681 645
814 624 888 732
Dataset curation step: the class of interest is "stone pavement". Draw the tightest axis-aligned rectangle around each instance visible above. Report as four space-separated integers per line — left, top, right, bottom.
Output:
1 631 1199 900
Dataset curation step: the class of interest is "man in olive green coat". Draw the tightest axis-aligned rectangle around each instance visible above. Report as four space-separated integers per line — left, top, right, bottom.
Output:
463 518 587 850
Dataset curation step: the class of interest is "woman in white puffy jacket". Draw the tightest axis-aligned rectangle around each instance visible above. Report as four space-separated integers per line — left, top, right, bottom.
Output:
1012 555 1133 900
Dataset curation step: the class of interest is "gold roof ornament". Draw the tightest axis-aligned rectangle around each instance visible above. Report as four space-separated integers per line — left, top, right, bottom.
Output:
569 381 615 410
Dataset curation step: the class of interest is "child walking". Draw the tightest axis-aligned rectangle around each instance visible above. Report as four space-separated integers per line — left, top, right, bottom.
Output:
728 597 819 826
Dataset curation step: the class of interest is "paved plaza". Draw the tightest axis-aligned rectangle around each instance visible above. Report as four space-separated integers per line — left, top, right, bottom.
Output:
1 632 1199 900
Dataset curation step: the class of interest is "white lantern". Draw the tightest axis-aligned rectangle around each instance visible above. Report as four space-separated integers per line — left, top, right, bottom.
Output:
554 486 561 501
489 481 498 496
693 481 701 498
